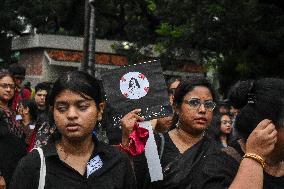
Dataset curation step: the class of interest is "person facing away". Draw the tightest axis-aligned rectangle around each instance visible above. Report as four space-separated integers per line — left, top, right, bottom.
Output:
10 71 136 189
8 64 31 110
16 99 38 149
186 78 284 189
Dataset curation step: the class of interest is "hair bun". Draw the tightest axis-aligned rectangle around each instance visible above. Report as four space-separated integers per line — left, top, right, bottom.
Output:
228 80 254 109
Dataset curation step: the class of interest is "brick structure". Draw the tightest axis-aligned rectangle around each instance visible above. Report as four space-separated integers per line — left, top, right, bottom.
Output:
12 34 204 86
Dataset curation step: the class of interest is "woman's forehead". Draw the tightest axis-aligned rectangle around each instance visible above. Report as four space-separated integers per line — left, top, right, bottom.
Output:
184 86 213 99
0 75 14 83
55 89 92 102
221 115 230 120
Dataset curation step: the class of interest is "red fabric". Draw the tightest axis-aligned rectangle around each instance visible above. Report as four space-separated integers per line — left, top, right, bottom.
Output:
12 88 31 110
27 128 38 152
116 122 149 156
127 122 149 156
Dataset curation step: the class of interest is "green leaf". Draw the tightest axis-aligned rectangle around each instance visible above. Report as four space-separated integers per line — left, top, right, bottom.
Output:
146 0 156 12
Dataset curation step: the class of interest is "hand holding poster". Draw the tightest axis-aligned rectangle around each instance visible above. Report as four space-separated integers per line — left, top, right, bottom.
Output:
102 60 169 182
101 60 172 126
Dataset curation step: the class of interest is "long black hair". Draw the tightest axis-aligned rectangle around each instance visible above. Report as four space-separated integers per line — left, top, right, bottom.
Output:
48 70 102 107
47 71 102 141
18 99 38 122
228 78 284 139
207 113 233 143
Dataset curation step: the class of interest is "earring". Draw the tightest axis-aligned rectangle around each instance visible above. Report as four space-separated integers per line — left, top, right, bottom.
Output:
97 114 102 122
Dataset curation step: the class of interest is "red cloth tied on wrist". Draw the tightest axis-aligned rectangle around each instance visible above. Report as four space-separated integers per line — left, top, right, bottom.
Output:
127 122 149 156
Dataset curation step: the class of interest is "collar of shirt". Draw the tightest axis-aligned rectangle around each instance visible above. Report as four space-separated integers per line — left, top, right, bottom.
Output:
42 136 124 177
43 136 103 157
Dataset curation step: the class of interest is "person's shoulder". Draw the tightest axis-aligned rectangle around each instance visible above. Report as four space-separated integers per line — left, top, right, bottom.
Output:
98 141 129 160
201 147 241 174
17 149 41 168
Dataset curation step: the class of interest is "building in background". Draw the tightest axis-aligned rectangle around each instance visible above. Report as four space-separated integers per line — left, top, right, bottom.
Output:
12 34 204 86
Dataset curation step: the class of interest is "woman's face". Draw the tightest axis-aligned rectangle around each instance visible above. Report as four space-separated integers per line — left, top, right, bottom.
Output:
0 75 15 103
220 115 232 135
176 86 214 136
53 89 103 140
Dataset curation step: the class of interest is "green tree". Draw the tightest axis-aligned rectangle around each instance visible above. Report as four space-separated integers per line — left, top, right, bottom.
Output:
145 0 284 95
1 0 283 95
0 0 28 66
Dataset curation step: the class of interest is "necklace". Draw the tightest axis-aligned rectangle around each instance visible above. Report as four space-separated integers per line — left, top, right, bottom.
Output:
57 143 69 161
175 128 192 143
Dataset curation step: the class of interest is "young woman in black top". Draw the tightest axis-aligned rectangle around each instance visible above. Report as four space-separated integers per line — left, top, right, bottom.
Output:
189 78 284 189
10 71 136 189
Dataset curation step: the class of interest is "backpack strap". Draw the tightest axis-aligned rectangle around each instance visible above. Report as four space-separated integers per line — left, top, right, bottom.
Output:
222 146 242 163
34 148 46 189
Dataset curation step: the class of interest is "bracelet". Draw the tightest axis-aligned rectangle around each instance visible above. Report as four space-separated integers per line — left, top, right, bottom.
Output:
243 153 265 168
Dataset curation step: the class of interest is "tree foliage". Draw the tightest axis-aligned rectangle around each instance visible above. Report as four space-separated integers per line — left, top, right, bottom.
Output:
1 0 283 94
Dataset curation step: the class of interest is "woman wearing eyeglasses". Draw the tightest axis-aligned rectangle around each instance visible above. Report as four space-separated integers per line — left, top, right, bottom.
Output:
0 70 26 188
122 76 219 189
208 113 233 148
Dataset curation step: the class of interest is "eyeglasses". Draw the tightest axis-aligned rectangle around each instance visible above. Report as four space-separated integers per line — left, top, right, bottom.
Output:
183 98 216 111
221 120 233 125
0 83 15 90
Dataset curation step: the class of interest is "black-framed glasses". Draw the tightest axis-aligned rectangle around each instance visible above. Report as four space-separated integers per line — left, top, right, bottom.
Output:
221 120 233 125
184 98 216 111
0 83 15 90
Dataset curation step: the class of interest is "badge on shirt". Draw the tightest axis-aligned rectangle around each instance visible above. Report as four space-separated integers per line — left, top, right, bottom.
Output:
29 124 35 129
87 155 103 178
16 114 22 121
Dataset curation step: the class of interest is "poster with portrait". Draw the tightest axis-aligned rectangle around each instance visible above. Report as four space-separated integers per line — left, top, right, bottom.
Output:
101 60 172 126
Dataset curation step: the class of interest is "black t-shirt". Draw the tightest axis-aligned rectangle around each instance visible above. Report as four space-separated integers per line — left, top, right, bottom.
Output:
191 151 284 189
0 133 26 186
9 138 136 189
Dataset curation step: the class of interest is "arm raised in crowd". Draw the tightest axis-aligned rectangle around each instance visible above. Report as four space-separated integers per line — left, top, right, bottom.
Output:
120 109 145 148
229 119 277 189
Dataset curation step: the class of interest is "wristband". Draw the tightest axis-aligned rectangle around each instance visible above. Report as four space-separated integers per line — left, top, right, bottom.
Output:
243 153 265 168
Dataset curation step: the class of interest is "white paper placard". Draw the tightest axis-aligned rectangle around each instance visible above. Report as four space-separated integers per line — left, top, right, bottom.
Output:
139 121 163 182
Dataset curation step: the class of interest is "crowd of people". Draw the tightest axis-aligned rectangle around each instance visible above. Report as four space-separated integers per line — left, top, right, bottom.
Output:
0 63 283 189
